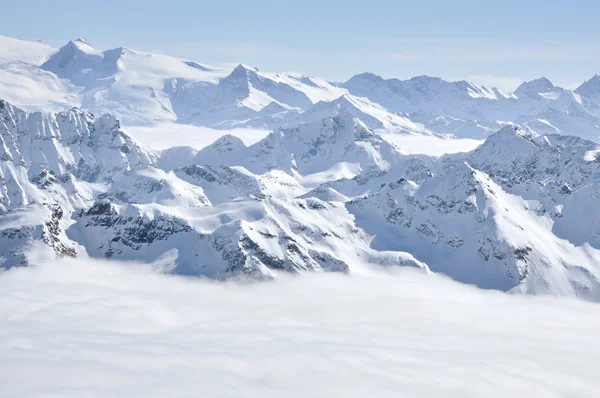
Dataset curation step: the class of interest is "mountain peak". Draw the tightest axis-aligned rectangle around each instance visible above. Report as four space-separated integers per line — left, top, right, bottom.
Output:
346 72 384 84
575 74 600 100
62 37 98 54
40 38 108 84
231 63 259 75
74 37 91 46
410 75 443 83
515 77 555 96
485 125 539 145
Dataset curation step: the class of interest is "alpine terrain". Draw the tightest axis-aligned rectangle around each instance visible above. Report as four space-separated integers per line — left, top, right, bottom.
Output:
2 34 600 301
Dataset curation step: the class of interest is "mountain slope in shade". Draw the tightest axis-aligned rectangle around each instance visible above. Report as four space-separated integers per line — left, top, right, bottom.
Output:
575 74 600 105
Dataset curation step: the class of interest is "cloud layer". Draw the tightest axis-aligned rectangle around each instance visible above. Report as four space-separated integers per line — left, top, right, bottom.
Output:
1 258 599 397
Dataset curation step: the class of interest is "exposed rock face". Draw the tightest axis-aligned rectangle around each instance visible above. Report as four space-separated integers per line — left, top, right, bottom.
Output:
2 100 600 301
301 126 600 299
0 100 155 265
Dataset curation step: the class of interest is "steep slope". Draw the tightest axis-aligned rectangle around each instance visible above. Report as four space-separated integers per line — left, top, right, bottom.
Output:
194 113 407 176
575 74 600 105
0 100 156 266
4 34 600 142
0 36 78 113
0 36 346 127
168 64 346 128
0 101 426 277
294 94 436 134
342 73 508 118
40 39 229 125
342 73 600 140
0 35 56 65
467 126 600 249
302 126 600 299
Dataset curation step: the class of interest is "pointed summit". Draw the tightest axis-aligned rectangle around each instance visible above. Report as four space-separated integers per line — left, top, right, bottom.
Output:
62 37 99 55
575 74 600 103
219 64 261 87
74 37 89 44
41 38 102 77
230 63 259 76
476 124 539 152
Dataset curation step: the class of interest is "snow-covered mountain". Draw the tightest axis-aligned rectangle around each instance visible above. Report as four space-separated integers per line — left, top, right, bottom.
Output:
3 34 600 142
293 94 436 134
0 36 347 127
3 33 600 301
576 74 600 105
0 99 156 266
0 100 426 277
2 98 599 300
302 125 600 299
342 74 600 140
193 113 411 175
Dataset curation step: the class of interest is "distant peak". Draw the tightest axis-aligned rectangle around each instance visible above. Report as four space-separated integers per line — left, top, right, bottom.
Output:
348 72 384 83
259 101 288 114
356 72 380 79
211 134 246 147
536 76 553 85
65 37 95 50
232 63 258 73
515 77 555 95
58 37 98 55
222 64 260 83
490 124 538 142
575 74 600 98
410 75 442 82
74 37 91 45
529 77 553 85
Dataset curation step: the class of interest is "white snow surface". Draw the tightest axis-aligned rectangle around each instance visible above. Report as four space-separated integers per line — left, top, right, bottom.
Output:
125 122 270 150
1 257 599 398
3 34 600 141
0 35 56 64
2 34 600 300
2 99 600 299
4 32 600 397
380 134 483 156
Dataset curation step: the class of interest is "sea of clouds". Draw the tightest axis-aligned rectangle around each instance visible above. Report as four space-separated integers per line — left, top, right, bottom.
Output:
1 257 599 397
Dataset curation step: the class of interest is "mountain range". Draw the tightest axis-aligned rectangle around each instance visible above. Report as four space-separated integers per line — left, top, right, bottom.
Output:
2 35 600 141
2 34 600 301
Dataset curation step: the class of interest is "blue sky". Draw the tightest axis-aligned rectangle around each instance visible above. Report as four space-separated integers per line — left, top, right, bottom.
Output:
2 0 599 91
